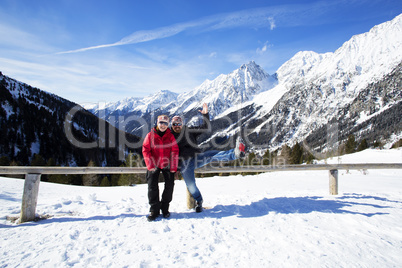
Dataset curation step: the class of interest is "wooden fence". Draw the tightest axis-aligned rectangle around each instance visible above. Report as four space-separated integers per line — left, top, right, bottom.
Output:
1 163 401 223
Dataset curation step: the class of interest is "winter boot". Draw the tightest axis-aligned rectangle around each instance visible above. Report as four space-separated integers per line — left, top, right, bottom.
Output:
147 211 160 222
195 200 203 213
161 203 170 218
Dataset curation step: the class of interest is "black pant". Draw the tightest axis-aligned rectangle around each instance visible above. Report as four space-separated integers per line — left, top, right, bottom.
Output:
146 168 175 213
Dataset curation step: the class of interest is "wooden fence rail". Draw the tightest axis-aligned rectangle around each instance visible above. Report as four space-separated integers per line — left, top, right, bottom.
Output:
1 163 401 223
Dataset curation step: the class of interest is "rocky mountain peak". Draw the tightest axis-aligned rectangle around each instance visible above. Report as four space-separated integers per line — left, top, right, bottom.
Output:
83 14 402 149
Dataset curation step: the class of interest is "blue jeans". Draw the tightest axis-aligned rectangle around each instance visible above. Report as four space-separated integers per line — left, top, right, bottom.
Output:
180 149 236 202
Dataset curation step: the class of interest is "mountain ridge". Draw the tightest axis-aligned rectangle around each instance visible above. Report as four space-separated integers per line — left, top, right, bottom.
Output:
87 14 402 129
1 13 401 168
86 60 277 121
0 72 142 168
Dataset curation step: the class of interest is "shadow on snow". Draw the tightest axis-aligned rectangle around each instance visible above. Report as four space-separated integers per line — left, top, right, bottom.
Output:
179 193 395 219
1 193 398 228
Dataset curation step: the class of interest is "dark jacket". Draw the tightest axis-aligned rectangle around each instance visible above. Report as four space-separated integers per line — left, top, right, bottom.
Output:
171 113 210 160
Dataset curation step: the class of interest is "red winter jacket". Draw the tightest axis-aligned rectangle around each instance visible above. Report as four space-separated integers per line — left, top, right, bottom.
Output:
142 128 179 172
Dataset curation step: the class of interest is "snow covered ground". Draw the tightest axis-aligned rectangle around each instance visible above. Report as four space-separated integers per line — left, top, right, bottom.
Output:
1 149 402 267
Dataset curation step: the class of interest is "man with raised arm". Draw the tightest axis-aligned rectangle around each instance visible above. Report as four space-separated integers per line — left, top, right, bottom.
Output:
170 103 245 212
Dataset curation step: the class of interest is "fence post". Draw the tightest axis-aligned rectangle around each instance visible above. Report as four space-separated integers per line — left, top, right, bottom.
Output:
329 169 338 195
20 173 41 223
186 188 196 209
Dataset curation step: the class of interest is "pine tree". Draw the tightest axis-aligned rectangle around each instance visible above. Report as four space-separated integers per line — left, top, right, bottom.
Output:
46 158 56 166
31 154 46 166
290 143 303 164
245 152 257 166
100 177 111 186
391 139 402 148
0 156 10 166
357 139 369 152
304 151 315 164
82 160 99 186
280 144 291 165
262 149 271 165
345 135 357 154
115 153 145 185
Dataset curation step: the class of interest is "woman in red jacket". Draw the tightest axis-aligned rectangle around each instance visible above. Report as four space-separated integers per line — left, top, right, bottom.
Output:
142 115 179 221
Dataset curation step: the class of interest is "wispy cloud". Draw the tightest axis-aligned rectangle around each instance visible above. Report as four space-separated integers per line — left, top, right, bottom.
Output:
56 22 196 54
256 41 273 55
56 4 316 55
268 17 276 30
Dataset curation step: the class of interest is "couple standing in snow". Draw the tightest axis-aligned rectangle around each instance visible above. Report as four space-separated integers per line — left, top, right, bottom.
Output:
142 103 246 221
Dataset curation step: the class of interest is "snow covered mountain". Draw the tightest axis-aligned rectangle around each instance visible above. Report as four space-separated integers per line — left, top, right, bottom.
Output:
87 89 179 117
82 14 402 152
0 72 142 167
166 61 277 118
233 13 402 152
85 61 277 126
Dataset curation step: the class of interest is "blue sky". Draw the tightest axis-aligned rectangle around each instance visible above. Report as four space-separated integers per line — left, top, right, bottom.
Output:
0 0 401 104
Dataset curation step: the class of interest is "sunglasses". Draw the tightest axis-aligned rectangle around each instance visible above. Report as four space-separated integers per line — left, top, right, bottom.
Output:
158 121 168 126
173 123 182 126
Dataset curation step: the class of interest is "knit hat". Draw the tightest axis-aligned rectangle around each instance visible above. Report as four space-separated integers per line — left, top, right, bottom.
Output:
171 115 183 124
157 115 169 123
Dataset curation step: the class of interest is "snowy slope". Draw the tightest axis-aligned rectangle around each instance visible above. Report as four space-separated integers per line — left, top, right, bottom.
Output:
277 14 400 109
229 14 402 150
1 149 402 267
84 14 402 152
85 61 277 122
88 89 179 116
275 13 402 95
167 61 277 118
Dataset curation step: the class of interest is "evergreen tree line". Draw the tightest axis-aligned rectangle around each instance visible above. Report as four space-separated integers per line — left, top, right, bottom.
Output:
0 73 143 186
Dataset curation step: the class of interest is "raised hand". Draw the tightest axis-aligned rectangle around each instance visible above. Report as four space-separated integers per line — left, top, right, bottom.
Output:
199 103 208 114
